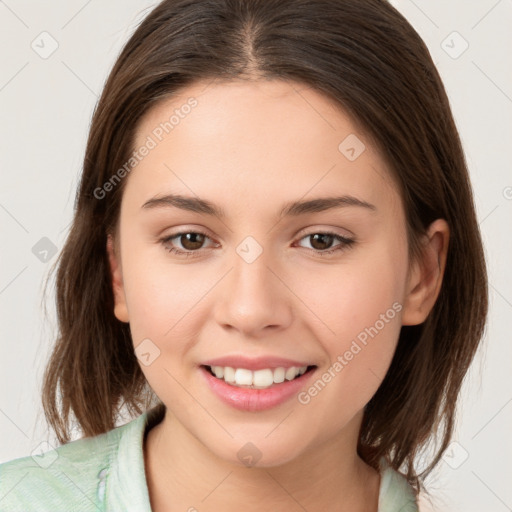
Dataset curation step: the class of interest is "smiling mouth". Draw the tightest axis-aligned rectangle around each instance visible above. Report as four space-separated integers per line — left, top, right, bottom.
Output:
201 364 317 389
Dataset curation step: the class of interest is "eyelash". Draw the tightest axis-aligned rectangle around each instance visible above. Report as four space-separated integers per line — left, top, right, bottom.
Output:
160 230 355 258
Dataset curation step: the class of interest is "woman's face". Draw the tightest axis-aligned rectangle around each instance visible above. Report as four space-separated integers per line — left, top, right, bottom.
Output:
108 79 418 466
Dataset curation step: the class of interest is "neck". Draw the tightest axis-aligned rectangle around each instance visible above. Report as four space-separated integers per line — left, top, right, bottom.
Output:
143 409 381 512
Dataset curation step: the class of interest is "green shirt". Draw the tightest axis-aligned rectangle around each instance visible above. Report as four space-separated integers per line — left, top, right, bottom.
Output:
0 407 418 511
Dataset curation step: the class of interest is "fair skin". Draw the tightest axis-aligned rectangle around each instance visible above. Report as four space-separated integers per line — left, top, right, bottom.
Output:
107 79 449 512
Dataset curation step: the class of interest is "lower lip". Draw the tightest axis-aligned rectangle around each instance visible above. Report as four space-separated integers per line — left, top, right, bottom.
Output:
199 366 316 412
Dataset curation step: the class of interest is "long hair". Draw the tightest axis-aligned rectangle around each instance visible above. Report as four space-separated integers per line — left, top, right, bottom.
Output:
42 0 488 494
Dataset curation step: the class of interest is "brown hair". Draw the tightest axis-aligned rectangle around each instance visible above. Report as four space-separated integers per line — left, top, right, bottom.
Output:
42 0 487 494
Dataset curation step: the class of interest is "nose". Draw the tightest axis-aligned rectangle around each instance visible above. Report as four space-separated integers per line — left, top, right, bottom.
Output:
214 243 293 338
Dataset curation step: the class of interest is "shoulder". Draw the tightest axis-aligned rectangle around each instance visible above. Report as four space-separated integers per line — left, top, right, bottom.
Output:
378 459 419 512
0 414 145 512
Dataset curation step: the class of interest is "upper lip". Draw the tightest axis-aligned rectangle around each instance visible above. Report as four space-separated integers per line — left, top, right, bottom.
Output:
201 355 315 371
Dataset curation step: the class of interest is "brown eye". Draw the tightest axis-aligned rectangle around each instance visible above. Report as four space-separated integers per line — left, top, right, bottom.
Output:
161 230 215 257
296 232 355 256
178 232 206 251
308 233 335 251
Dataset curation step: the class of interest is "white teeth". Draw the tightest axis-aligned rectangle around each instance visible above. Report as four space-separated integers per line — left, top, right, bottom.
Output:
285 367 298 381
273 367 285 384
212 366 224 379
223 366 235 383
234 368 253 386
209 365 309 389
253 369 274 387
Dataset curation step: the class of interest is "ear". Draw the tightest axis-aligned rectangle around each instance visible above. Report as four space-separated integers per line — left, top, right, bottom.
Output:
401 219 450 326
106 234 130 323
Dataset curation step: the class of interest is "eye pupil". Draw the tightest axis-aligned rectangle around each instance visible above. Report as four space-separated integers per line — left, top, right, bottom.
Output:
310 233 333 250
181 233 205 250
165 231 348 256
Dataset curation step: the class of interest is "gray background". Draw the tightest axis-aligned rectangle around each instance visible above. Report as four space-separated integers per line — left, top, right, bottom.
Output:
1 1 511 510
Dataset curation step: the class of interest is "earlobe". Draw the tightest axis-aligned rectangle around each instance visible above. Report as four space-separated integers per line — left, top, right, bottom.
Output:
401 219 450 326
106 234 130 323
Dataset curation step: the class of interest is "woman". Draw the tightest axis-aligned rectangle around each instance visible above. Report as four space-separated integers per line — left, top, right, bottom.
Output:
0 1 487 510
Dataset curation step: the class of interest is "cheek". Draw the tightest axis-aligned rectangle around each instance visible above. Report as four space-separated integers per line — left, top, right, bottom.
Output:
120 235 208 339
295 239 406 334
121 221 407 398
292 242 407 404
119 248 205 407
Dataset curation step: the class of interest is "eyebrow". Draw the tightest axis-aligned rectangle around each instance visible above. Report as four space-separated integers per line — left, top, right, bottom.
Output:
141 194 377 217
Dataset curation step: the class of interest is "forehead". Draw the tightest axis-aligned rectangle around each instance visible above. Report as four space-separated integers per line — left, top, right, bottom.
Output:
136 79 365 154
127 79 399 217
